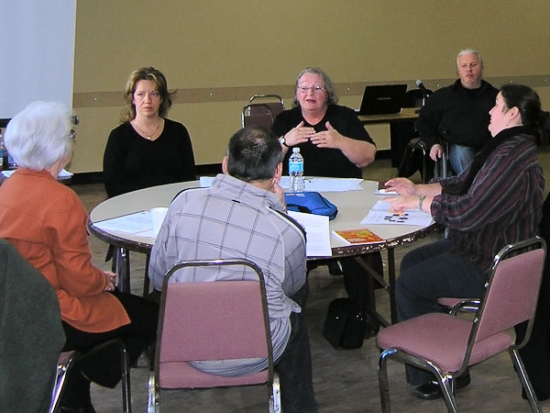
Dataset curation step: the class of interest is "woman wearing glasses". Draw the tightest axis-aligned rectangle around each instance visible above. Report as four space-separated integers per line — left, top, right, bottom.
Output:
272 67 376 178
272 67 380 337
0 101 158 413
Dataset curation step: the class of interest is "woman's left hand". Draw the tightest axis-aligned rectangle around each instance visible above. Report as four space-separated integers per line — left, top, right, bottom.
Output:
104 271 117 291
310 121 342 149
384 195 419 213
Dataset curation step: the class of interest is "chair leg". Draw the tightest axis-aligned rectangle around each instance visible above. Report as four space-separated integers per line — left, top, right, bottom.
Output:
510 349 543 413
271 372 281 413
115 247 131 293
378 349 394 413
433 372 460 413
49 351 76 413
146 371 158 413
119 341 132 413
143 254 151 297
441 148 448 179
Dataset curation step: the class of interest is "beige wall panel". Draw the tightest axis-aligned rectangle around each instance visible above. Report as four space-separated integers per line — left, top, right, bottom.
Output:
70 107 121 172
169 102 248 165
71 0 550 173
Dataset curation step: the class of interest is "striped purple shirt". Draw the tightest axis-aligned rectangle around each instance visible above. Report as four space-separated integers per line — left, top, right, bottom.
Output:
431 131 545 271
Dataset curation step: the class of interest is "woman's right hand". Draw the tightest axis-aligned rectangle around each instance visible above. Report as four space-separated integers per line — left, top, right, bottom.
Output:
284 121 315 146
384 177 417 196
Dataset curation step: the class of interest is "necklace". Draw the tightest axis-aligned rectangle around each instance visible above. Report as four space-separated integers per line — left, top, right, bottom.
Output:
132 119 162 140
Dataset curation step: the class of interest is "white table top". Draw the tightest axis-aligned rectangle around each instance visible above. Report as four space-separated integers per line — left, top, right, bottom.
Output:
88 179 437 258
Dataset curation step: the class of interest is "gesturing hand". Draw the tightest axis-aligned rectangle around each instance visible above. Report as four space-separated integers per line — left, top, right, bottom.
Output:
285 121 315 146
384 178 417 196
309 121 342 148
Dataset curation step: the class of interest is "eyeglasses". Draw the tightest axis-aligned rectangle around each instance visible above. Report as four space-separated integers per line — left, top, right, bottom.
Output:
297 85 326 93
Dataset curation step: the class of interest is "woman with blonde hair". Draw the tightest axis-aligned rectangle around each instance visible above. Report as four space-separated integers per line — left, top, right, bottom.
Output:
103 66 196 198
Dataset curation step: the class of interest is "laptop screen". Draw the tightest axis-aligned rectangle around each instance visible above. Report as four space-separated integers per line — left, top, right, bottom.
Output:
358 84 407 115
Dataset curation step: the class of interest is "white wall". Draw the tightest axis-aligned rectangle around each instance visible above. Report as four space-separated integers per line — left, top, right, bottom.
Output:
0 0 76 119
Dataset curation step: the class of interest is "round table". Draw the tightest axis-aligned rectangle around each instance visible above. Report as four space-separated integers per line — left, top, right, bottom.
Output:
89 179 439 325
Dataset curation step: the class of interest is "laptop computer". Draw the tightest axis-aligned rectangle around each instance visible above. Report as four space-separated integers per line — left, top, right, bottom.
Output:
358 84 407 115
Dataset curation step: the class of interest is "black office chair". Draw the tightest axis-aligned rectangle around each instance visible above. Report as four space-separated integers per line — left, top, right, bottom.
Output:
394 88 433 182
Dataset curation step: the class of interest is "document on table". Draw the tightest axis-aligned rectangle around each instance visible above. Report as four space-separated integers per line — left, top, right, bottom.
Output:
361 200 434 226
287 211 332 257
94 210 156 235
1 168 73 178
199 176 364 193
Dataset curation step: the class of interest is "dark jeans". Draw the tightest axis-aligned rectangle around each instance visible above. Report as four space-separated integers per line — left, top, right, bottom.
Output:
61 290 158 407
276 283 318 413
395 240 486 386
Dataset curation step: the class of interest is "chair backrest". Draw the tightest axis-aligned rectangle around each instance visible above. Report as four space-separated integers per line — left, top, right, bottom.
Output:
241 103 276 129
249 94 285 117
471 237 547 346
156 258 273 376
241 94 285 128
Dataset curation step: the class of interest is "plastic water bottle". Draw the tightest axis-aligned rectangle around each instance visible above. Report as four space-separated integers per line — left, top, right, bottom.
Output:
6 151 16 170
289 147 305 193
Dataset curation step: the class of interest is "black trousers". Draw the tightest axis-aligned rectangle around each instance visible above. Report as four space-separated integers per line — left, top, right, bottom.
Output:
340 252 384 311
276 283 318 413
61 290 158 407
516 265 550 400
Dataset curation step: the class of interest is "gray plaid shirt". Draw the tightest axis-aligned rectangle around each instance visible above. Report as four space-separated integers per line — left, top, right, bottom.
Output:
149 174 307 367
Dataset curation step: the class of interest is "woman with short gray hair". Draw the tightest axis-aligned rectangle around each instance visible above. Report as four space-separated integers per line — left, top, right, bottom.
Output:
0 101 158 413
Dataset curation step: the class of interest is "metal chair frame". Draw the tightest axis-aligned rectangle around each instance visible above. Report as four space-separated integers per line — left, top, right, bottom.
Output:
397 138 430 183
377 237 547 413
148 258 281 413
49 338 132 413
241 94 285 129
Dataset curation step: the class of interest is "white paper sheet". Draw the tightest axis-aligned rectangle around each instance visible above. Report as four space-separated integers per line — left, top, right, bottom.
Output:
94 210 154 234
361 200 434 226
199 176 363 193
374 188 398 196
1 168 73 178
287 211 332 257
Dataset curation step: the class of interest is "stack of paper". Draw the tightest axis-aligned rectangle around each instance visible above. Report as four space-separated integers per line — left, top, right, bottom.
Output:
361 200 433 226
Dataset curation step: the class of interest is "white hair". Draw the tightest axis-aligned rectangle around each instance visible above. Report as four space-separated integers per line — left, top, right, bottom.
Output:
456 48 484 69
4 101 73 170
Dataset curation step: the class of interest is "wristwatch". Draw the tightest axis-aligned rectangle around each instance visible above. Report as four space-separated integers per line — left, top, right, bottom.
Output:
418 195 426 210
279 135 290 148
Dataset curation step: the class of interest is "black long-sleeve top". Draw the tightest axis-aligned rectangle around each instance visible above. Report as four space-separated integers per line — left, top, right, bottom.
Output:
416 79 498 150
103 118 196 198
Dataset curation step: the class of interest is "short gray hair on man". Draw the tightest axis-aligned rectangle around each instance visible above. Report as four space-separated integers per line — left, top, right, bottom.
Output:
456 48 484 69
293 67 339 106
4 101 73 170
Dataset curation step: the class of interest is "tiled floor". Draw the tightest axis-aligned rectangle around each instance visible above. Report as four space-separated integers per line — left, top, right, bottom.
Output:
74 151 550 412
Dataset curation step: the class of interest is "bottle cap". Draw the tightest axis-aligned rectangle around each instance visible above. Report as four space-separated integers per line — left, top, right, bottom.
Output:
292 147 300 153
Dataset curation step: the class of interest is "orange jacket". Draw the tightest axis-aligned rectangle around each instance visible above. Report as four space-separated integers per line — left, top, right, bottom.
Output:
0 168 130 333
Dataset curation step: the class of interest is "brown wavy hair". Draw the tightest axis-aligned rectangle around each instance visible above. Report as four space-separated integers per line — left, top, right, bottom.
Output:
121 66 176 122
